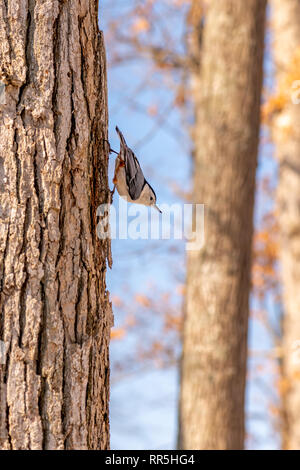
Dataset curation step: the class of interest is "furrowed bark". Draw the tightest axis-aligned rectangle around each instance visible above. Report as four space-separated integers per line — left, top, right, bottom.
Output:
0 0 112 450
179 0 266 450
270 0 300 451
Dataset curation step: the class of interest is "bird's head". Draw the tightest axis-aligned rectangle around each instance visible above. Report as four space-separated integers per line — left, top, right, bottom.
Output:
142 182 162 213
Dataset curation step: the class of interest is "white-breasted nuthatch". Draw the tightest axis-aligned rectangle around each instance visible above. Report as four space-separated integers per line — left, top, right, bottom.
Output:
109 127 162 213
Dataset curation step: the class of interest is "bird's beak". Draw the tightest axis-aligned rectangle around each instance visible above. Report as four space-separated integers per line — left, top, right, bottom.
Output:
154 204 162 214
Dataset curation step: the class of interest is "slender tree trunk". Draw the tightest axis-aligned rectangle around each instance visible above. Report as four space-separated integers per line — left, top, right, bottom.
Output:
0 0 112 449
269 0 300 450
179 0 266 450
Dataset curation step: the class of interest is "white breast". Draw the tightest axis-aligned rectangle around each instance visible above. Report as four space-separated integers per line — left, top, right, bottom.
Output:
115 158 134 203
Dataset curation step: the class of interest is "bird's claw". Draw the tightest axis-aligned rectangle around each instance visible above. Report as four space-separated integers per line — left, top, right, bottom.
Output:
103 139 119 155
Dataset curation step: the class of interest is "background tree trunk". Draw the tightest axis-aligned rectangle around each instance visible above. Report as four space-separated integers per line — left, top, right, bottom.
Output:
269 0 300 450
0 0 112 449
179 0 266 450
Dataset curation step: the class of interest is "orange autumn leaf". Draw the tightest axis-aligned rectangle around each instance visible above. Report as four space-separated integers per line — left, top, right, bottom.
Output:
164 313 182 332
135 294 151 308
147 104 158 116
111 328 126 340
111 295 123 308
263 46 300 122
132 17 150 34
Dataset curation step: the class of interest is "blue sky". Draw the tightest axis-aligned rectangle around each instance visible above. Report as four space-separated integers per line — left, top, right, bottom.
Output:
101 0 280 450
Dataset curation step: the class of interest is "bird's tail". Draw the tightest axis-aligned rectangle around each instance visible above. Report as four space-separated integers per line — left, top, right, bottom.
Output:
115 126 128 152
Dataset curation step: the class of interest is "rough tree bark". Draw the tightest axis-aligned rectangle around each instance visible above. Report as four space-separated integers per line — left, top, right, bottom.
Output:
0 0 112 449
179 0 266 450
270 0 300 450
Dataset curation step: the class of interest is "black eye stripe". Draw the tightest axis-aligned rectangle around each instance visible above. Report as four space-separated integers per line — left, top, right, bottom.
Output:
146 182 156 199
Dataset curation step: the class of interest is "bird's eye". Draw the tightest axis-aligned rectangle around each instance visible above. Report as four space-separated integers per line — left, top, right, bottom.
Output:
150 196 153 201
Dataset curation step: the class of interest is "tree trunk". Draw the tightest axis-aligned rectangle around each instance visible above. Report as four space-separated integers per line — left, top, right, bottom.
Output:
0 0 112 450
269 0 300 450
179 0 266 450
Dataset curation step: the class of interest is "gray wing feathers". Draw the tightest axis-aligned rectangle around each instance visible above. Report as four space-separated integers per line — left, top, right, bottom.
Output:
126 151 145 200
116 126 145 200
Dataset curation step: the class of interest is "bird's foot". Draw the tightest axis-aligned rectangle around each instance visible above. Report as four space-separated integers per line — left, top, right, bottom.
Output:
103 139 119 155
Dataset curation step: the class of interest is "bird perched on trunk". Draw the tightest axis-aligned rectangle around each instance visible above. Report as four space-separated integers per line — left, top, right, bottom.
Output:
109 127 162 213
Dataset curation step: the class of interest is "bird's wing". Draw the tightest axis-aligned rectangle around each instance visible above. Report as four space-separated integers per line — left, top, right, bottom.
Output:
116 126 145 200
125 148 145 200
